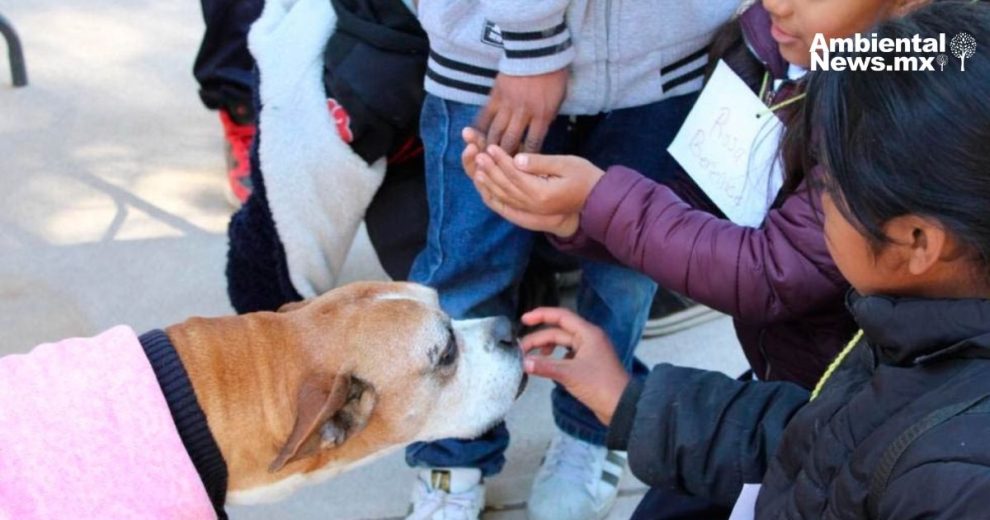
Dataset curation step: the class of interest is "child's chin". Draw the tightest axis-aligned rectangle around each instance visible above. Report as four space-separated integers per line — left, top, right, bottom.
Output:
779 44 811 69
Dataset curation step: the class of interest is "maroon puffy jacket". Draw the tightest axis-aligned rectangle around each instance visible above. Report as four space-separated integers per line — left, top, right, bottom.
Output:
553 4 855 388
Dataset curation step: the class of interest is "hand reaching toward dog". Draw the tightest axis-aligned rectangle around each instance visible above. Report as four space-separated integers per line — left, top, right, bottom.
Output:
462 129 607 238
519 307 630 425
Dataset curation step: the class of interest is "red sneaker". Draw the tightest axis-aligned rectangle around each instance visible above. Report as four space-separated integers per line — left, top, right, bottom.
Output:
219 109 256 206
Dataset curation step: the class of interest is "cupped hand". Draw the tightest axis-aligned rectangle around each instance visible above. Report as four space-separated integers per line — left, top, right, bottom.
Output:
478 144 605 216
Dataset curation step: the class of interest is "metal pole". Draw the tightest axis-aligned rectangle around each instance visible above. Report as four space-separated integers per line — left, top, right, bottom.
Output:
0 13 27 87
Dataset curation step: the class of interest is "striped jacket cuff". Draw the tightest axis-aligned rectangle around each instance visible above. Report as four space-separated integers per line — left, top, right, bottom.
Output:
426 50 497 100
496 15 575 76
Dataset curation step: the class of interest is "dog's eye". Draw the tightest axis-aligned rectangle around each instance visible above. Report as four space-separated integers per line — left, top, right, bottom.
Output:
437 334 458 367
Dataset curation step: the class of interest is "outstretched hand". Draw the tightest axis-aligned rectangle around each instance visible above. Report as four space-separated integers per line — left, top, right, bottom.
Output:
461 128 606 237
519 307 630 425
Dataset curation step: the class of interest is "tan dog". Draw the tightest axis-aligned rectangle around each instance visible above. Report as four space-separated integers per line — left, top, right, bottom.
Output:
0 281 524 518
169 281 526 504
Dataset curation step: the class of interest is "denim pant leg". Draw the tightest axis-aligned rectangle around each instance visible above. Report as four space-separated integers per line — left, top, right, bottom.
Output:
580 92 698 184
550 93 700 444
551 260 656 444
405 95 534 476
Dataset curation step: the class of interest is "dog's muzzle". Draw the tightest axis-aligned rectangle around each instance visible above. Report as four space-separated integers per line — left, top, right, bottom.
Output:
491 316 528 399
516 373 529 398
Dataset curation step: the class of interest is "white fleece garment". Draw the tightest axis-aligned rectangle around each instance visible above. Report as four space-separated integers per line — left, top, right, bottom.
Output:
248 0 387 298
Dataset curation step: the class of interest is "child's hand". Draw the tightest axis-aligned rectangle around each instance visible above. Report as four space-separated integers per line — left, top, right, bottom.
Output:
520 307 630 425
461 128 487 179
474 70 569 154
477 146 605 217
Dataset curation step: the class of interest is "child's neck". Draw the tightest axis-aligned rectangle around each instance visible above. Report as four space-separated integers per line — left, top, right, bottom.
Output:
890 277 990 301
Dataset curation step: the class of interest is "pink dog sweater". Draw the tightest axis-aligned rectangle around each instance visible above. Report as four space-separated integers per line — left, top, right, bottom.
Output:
0 326 227 519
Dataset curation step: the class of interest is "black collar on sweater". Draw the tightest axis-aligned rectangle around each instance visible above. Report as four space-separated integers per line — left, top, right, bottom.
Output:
848 292 990 366
138 330 229 520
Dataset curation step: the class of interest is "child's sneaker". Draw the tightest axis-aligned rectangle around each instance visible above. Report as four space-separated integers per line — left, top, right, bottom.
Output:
407 468 485 520
642 290 720 338
218 108 256 206
527 430 626 520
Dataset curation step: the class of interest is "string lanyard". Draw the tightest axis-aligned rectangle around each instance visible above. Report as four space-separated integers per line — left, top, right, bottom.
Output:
756 71 807 119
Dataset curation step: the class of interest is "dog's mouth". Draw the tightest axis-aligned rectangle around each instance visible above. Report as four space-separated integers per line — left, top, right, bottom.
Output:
515 373 528 399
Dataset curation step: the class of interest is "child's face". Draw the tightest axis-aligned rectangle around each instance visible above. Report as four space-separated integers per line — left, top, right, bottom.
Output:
762 0 909 68
822 189 990 299
821 191 899 296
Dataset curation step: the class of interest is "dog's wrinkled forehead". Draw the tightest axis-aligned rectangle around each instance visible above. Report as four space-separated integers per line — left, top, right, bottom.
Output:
307 281 441 313
371 283 440 309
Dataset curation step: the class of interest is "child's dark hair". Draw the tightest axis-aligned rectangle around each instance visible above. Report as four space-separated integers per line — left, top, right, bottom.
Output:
804 1 990 278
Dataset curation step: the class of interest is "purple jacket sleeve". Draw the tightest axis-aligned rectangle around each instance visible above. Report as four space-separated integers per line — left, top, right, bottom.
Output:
552 166 846 325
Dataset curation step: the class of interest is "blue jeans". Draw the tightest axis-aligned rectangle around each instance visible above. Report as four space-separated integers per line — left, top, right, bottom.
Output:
407 93 697 476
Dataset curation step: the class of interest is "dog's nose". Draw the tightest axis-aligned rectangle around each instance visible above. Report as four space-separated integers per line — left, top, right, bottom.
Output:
493 316 515 351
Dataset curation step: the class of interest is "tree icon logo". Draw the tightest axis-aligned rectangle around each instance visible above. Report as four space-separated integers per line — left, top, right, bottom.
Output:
951 32 976 72
937 54 948 71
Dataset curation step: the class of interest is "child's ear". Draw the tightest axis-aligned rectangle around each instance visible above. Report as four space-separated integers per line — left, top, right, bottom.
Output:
889 216 948 276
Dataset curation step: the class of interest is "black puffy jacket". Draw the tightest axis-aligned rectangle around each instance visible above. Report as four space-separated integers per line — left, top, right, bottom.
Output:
608 293 990 518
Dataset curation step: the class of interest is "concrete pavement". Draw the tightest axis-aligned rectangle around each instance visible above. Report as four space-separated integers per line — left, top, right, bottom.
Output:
0 1 747 518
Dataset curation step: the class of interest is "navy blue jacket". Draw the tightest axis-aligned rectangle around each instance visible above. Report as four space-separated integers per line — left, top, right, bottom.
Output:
609 294 990 518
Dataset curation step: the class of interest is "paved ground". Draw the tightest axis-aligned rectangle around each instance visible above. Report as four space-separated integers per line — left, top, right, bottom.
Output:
0 2 747 518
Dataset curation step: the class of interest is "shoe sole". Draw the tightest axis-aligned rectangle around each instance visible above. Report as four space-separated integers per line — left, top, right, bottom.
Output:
594 491 619 520
642 305 723 338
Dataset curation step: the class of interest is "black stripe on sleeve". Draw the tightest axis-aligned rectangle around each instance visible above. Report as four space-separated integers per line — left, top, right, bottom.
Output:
662 64 707 93
426 68 493 96
660 46 711 76
504 39 573 59
501 22 568 42
430 51 498 79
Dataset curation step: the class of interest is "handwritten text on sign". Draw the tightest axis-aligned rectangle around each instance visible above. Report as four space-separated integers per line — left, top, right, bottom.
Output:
668 60 784 227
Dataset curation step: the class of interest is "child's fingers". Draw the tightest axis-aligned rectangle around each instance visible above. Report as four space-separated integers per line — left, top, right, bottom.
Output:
486 198 559 233
479 148 534 207
462 127 487 150
498 112 528 154
521 307 590 335
514 152 574 178
475 154 516 203
461 143 479 176
475 173 529 224
486 110 512 150
523 356 571 384
474 103 497 136
522 117 550 154
472 173 499 209
520 327 574 353
487 145 548 200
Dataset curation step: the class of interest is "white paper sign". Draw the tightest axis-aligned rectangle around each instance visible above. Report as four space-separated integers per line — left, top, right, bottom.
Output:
728 483 762 520
668 60 784 227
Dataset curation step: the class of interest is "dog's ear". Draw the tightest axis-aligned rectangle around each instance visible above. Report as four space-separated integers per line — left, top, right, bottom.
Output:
268 372 376 473
277 299 309 313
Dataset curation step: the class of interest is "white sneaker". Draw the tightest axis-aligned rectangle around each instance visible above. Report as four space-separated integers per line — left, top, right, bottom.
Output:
527 430 626 520
407 468 485 520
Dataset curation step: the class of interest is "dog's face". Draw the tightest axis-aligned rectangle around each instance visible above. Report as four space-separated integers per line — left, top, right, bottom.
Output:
231 282 523 503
